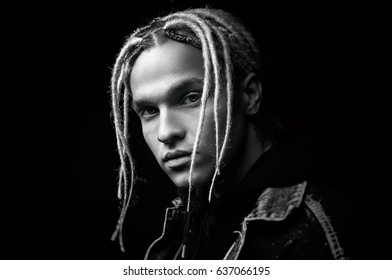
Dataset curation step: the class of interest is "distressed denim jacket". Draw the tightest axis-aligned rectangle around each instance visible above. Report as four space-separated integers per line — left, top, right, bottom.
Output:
144 181 346 260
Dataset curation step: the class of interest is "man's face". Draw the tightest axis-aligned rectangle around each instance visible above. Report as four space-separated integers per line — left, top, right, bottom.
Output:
130 40 247 189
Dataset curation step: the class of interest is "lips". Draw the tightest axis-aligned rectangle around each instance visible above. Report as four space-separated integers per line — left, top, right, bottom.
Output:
163 150 192 169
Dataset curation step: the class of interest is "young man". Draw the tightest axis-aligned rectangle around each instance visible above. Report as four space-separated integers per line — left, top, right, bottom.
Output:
110 8 356 259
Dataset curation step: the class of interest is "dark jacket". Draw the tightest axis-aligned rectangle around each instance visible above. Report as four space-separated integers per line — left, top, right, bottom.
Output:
144 136 363 260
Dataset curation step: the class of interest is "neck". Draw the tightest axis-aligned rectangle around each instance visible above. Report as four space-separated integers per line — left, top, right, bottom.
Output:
214 123 272 198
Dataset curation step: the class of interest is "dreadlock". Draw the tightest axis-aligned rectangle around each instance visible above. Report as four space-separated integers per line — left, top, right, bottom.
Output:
110 7 262 252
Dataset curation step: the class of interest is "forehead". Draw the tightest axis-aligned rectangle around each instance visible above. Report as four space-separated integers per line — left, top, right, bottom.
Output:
130 40 204 100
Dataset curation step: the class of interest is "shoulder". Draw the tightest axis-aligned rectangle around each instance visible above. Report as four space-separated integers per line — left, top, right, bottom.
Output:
238 180 360 259
304 179 368 259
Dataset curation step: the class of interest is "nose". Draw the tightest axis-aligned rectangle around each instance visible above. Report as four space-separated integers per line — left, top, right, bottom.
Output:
157 109 185 144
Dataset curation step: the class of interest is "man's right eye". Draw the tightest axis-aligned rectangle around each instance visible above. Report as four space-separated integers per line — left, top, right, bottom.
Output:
140 106 158 118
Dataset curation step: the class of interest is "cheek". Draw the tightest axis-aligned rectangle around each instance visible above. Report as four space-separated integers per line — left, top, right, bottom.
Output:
203 103 227 148
201 100 247 165
142 125 160 159
198 107 220 159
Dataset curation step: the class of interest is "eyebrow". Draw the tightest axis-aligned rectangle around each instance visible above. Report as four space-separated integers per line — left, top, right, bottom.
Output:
131 77 204 110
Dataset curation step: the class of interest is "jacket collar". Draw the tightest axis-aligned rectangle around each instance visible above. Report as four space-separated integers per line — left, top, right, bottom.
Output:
245 181 307 221
170 181 307 222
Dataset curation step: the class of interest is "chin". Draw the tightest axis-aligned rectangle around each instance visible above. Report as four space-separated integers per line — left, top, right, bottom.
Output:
169 172 192 189
169 167 214 190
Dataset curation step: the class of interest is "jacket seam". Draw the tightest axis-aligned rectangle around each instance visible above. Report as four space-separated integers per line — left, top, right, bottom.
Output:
224 221 248 260
304 194 346 260
144 207 176 260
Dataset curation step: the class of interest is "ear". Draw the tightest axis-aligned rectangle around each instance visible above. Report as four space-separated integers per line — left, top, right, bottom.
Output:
242 73 262 115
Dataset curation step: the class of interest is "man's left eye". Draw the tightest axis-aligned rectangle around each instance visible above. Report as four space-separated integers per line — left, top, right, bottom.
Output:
183 93 201 104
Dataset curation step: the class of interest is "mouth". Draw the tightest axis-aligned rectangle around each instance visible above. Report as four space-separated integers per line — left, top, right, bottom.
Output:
163 151 192 169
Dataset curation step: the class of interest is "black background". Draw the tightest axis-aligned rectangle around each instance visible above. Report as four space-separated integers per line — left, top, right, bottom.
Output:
2 1 389 259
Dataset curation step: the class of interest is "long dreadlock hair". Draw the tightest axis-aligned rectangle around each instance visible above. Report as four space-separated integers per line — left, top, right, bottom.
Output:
110 7 264 252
